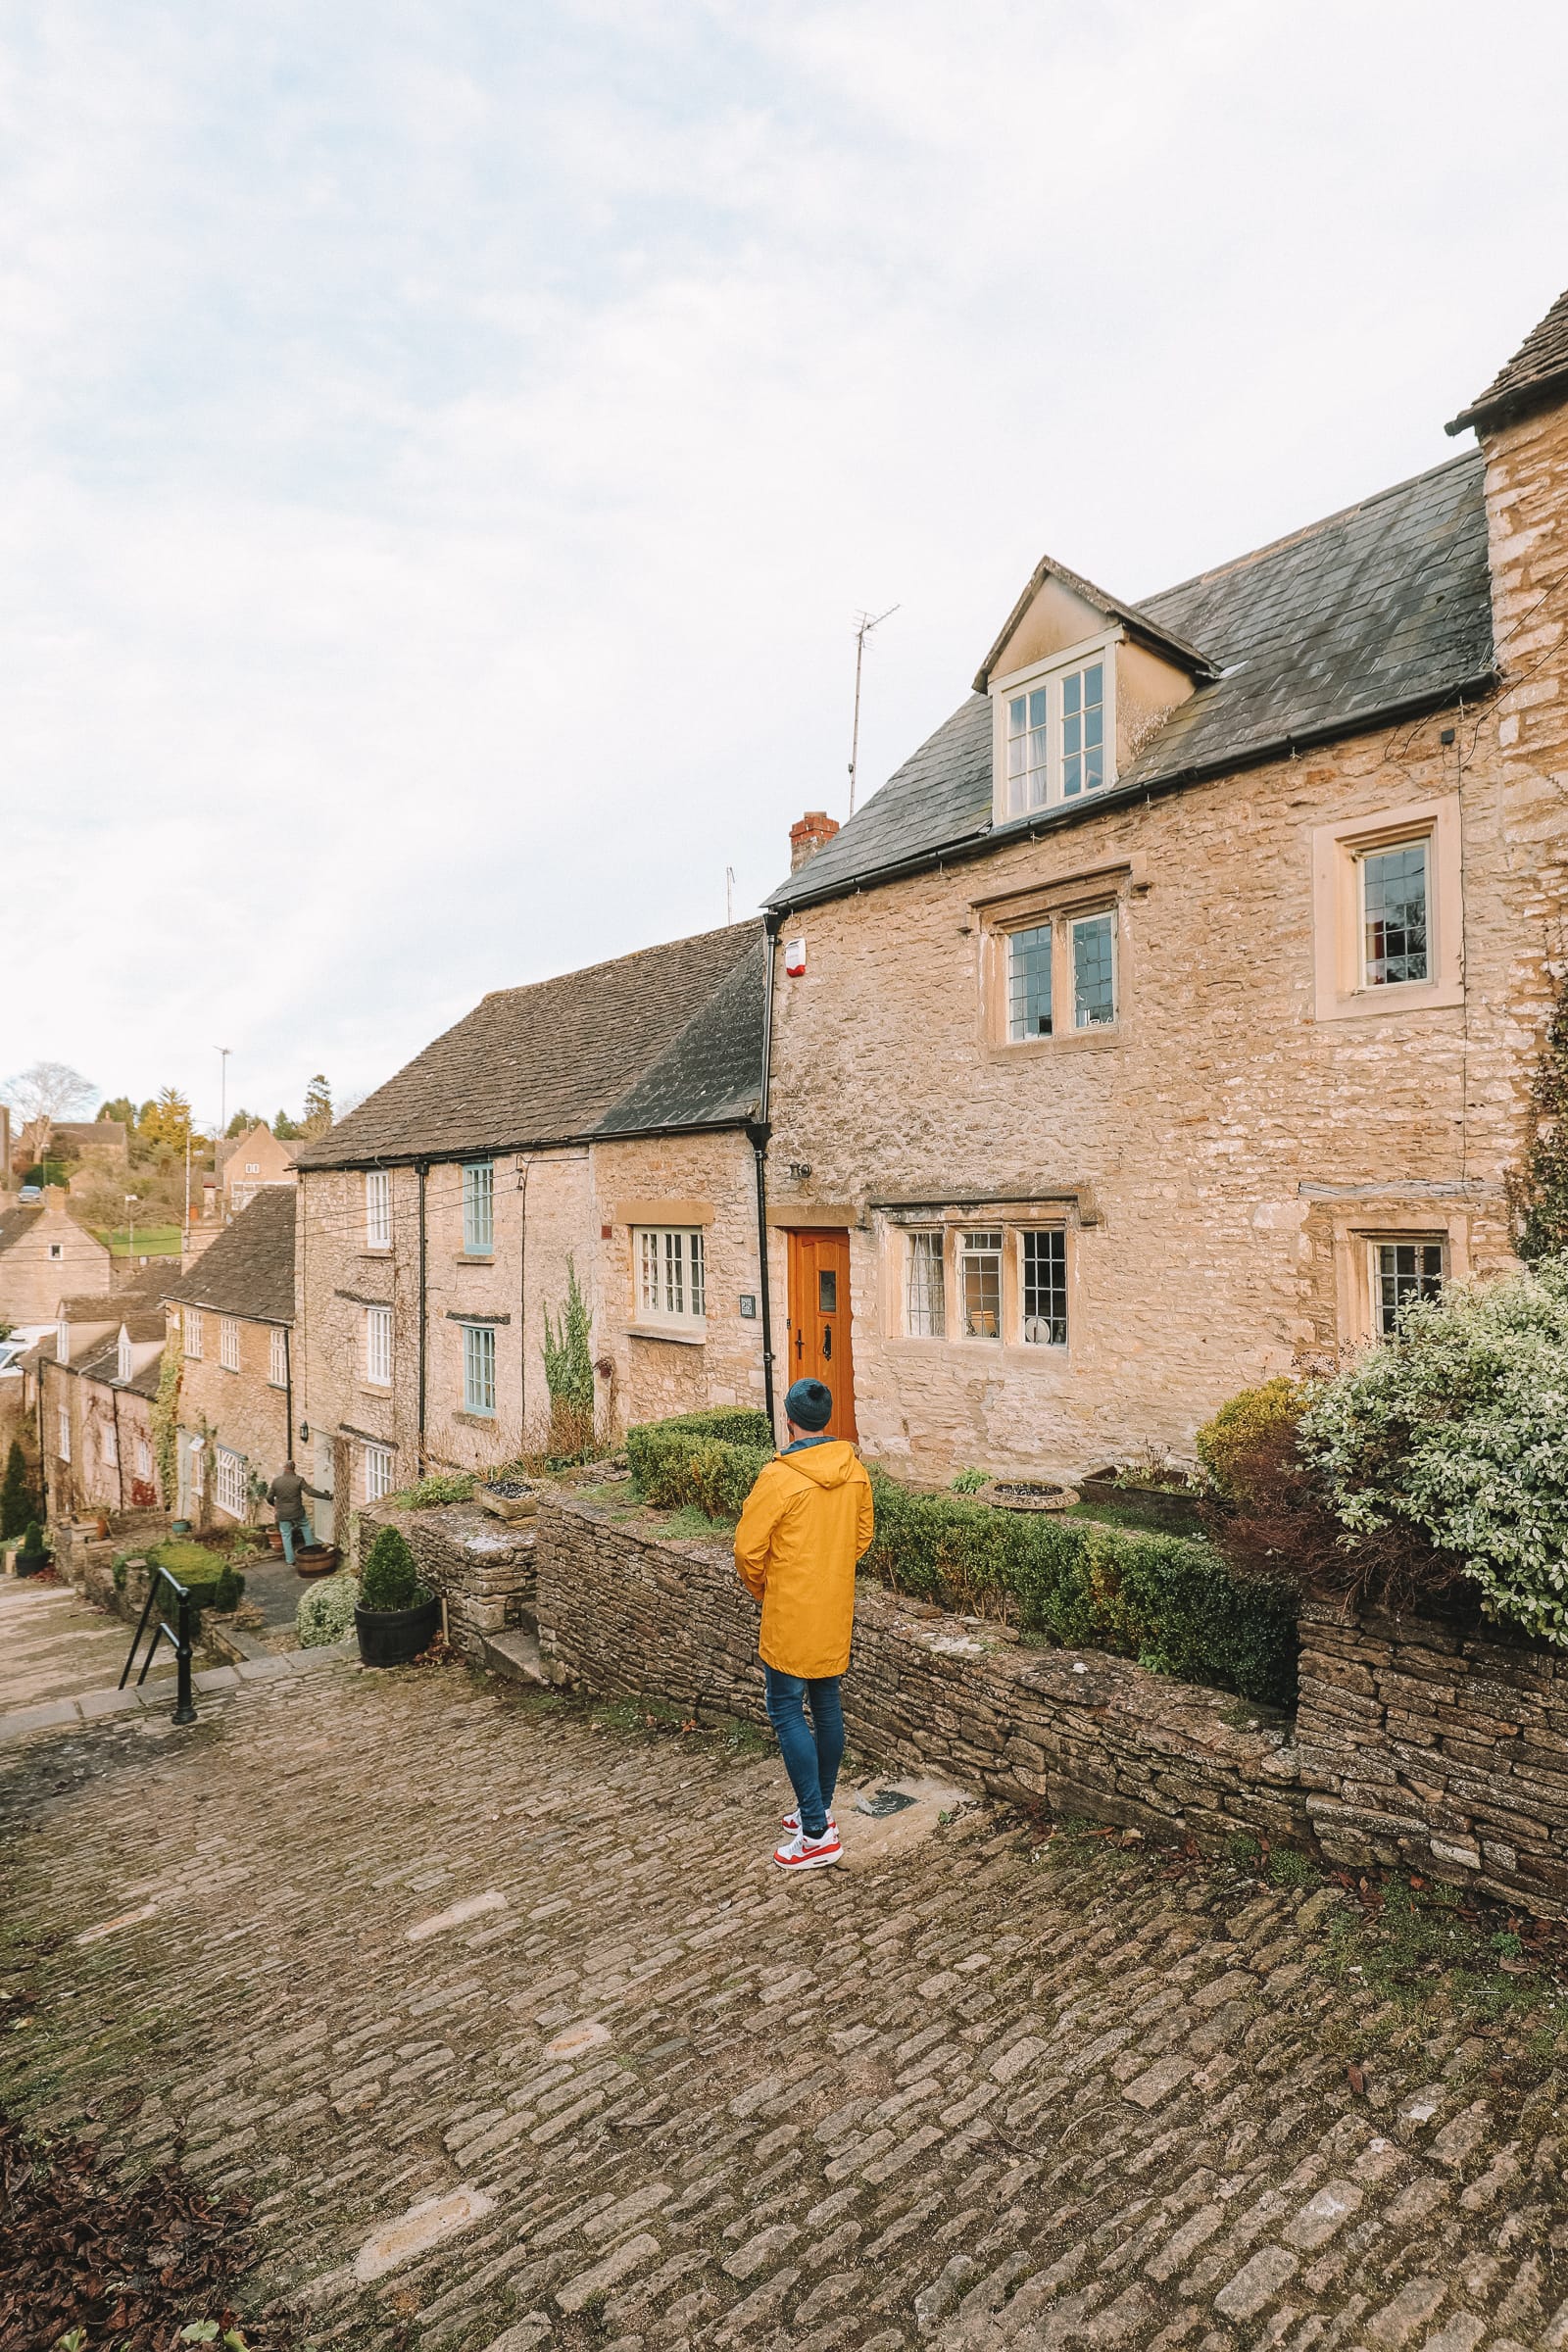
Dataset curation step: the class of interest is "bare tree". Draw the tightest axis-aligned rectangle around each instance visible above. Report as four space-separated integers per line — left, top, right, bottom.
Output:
3 1060 95 1167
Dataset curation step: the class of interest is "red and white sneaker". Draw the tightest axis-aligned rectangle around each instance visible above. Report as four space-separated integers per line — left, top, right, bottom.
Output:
774 1824 843 1871
780 1806 837 1834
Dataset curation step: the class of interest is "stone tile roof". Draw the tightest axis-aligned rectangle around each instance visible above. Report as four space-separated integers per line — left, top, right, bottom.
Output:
1448 283 1568 436
594 934 765 1139
162 1186 296 1325
767 453 1494 911
294 922 764 1171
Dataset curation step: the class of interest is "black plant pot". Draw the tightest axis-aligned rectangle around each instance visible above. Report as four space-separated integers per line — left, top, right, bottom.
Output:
355 1593 441 1669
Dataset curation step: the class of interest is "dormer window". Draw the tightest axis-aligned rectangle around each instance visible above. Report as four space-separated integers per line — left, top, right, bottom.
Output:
994 637 1117 821
117 1329 131 1383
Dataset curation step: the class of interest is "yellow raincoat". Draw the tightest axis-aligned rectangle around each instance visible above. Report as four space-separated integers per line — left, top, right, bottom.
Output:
734 1441 876 1679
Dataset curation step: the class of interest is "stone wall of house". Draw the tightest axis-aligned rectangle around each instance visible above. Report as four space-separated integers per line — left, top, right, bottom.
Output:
536 1494 1568 1919
760 411 1568 1485
297 1130 768 1517
358 1497 536 1659
0 1191 113 1324
169 1309 291 1531
39 1363 156 1523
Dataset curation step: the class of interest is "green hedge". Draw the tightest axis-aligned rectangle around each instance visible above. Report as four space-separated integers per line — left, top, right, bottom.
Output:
623 1418 1297 1706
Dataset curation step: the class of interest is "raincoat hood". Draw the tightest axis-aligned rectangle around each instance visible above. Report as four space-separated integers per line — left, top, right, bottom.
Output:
781 1441 861 1491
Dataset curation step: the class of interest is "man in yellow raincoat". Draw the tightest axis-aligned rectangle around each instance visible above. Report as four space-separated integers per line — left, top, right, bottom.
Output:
734 1378 875 1871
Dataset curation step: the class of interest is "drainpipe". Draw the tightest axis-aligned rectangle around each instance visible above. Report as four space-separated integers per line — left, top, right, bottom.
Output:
516 1152 533 1453
282 1324 293 1475
112 1384 125 1514
751 914 782 1436
416 1161 428 1476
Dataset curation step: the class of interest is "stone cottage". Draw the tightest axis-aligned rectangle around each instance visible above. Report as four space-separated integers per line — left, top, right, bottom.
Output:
217 1121 296 1214
162 1186 296 1530
0 1189 113 1326
758 282 1568 1480
31 1265 169 1522
290 922 765 1533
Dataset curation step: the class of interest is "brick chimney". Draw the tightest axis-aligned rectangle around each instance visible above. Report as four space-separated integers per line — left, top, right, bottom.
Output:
790 810 840 872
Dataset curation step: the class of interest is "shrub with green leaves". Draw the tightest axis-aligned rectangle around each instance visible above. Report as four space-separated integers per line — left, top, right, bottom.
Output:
297 1573 361 1646
622 1413 1297 1704
1298 1253 1568 1646
359 1525 429 1612
391 1471 476 1507
19 1518 47 1559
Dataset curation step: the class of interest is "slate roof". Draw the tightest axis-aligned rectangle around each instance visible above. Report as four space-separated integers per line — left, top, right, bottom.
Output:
1448 284 1568 436
162 1186 296 1325
294 922 764 1171
767 453 1495 912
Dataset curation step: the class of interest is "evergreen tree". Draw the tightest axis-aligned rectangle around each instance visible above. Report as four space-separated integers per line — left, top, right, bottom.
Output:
1 1441 36 1540
301 1074 333 1138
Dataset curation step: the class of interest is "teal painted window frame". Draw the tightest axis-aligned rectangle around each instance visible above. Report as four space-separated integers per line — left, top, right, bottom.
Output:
463 1160 495 1255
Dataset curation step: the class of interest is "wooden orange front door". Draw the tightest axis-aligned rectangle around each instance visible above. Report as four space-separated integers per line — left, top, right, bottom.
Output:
785 1230 857 1441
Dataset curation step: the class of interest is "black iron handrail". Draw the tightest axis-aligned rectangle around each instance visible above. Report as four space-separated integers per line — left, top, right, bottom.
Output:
119 1562 197 1726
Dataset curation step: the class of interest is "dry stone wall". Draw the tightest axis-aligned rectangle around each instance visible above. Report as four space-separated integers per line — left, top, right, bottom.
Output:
358 1499 536 1660
537 1493 1568 1919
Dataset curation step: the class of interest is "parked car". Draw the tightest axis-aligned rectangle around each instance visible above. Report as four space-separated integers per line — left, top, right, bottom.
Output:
17 1184 41 1201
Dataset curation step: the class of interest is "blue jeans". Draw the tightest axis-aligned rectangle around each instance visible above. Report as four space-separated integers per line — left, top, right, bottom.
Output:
762 1665 844 1840
278 1515 314 1565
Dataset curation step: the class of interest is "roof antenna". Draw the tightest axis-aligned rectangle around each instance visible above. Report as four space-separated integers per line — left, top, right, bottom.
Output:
725 865 736 924
848 605 899 817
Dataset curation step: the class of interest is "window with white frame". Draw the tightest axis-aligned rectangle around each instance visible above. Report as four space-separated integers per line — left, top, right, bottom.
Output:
1372 1239 1445 1338
135 1434 152 1481
1360 840 1430 988
906 1231 946 1338
58 1404 71 1461
365 1304 393 1386
462 1322 496 1415
1071 910 1116 1028
997 644 1115 818
215 1445 246 1518
117 1330 132 1383
463 1161 495 1254
959 1230 1004 1340
184 1308 204 1360
48 1241 63 1261
220 1316 240 1371
1060 662 1105 799
56 1317 68 1362
1006 923 1054 1039
636 1228 707 1327
362 1442 395 1502
269 1325 288 1388
103 1418 119 1469
366 1168 392 1250
1021 1229 1068 1346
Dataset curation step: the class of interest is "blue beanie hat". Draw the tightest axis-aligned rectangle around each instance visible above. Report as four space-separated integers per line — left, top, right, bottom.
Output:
785 1377 833 1431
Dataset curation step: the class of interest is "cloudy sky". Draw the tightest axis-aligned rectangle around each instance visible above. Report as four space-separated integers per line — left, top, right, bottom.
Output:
4 0 1567 1132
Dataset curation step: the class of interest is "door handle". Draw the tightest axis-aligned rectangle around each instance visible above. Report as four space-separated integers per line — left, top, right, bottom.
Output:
822 1324 832 1361
795 1329 803 1359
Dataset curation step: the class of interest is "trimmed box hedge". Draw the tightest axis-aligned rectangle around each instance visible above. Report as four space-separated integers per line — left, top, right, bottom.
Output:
623 1415 1298 1707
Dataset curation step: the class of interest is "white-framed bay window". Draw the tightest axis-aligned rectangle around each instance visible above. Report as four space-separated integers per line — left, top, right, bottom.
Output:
995 638 1116 820
366 1168 392 1250
270 1325 288 1388
216 1445 246 1518
362 1441 395 1502
635 1227 706 1330
365 1304 393 1387
896 1218 1073 1351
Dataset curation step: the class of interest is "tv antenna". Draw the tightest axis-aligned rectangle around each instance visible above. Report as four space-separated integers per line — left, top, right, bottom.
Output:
848 605 899 816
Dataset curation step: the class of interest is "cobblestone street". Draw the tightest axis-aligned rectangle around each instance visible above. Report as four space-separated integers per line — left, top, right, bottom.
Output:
2 1589 1567 2351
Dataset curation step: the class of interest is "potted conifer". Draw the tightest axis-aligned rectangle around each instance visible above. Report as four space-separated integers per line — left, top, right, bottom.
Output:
354 1526 440 1667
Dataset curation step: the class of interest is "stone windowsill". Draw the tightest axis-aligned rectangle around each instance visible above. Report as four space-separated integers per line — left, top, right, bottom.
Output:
626 1324 707 1348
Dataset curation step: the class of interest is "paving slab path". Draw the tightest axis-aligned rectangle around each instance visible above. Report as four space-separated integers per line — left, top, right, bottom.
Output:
1 1572 1566 2352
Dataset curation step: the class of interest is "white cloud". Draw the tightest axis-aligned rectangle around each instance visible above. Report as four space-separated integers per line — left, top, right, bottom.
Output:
1 0 1566 1125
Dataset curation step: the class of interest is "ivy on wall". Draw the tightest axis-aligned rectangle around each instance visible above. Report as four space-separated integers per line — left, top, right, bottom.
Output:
150 1336 182 1506
1509 961 1568 1265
